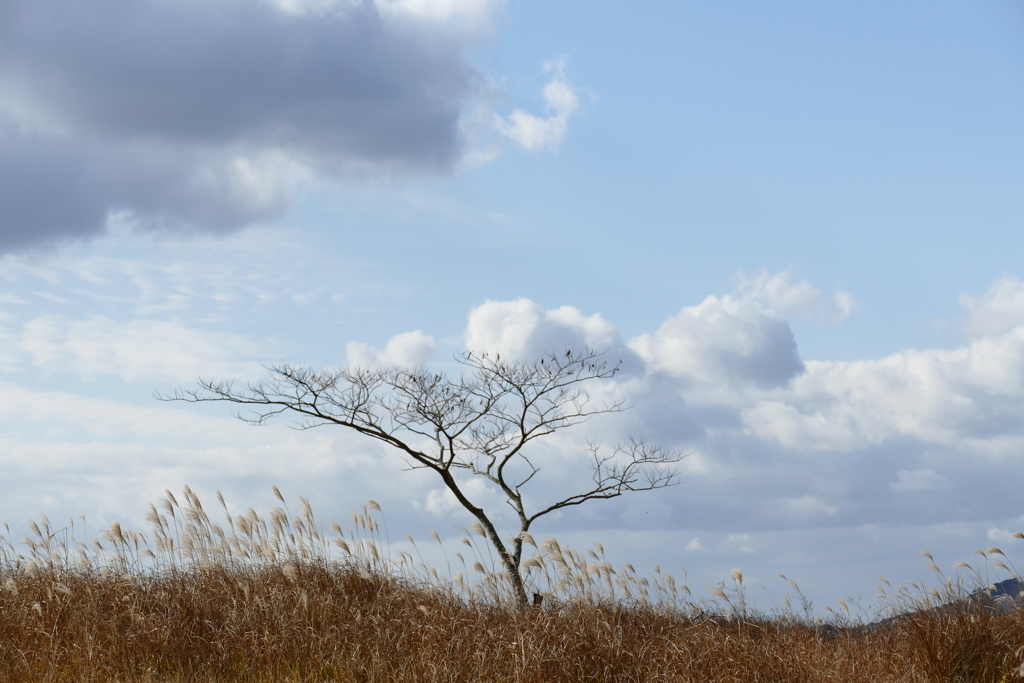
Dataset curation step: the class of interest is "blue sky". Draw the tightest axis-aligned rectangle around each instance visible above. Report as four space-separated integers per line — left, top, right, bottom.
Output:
1 0 1023 612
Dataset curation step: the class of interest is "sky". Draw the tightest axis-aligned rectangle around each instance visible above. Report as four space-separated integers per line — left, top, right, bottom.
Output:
1 0 1024 614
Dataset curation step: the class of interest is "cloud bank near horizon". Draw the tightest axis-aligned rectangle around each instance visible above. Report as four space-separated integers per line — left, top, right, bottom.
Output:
2 261 1024 604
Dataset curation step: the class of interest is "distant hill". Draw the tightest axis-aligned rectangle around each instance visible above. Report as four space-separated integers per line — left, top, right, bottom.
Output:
862 577 1024 633
980 577 1024 614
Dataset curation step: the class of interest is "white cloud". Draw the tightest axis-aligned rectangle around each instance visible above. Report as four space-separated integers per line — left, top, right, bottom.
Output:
266 0 362 17
742 326 1024 452
376 0 500 29
21 315 262 382
986 528 1021 544
629 294 804 388
736 270 821 317
727 533 755 553
960 276 1024 338
686 536 705 551
733 277 1024 453
834 290 861 323
891 469 954 493
735 269 861 325
446 281 1024 572
423 477 496 517
346 330 436 368
783 495 838 516
494 59 580 151
424 486 460 516
458 278 1024 468
464 298 634 364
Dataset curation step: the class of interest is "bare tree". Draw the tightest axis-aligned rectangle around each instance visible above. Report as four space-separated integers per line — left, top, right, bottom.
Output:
160 348 684 607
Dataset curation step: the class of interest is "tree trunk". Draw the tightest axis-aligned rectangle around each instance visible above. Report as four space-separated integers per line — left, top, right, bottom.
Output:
478 515 528 608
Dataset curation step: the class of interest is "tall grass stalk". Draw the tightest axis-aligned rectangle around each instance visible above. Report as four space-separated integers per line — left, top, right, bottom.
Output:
1 488 1023 682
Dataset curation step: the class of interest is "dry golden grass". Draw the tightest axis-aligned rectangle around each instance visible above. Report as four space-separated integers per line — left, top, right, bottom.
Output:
0 488 1022 682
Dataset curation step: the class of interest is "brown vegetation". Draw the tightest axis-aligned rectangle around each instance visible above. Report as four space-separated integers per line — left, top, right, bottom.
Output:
0 488 1022 682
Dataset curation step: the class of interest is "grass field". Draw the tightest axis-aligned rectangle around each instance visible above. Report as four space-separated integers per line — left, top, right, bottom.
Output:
0 488 1022 682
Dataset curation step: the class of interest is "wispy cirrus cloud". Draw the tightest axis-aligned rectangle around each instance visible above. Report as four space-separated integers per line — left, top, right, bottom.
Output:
22 315 263 383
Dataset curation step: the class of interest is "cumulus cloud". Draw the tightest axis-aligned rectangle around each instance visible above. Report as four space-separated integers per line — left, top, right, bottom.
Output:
0 0 496 249
629 294 804 388
741 326 1024 452
736 269 861 325
464 298 637 365
960 276 1024 338
457 278 1024 470
346 330 436 368
494 59 580 151
623 269 864 392
451 279 1024 538
730 276 1024 454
